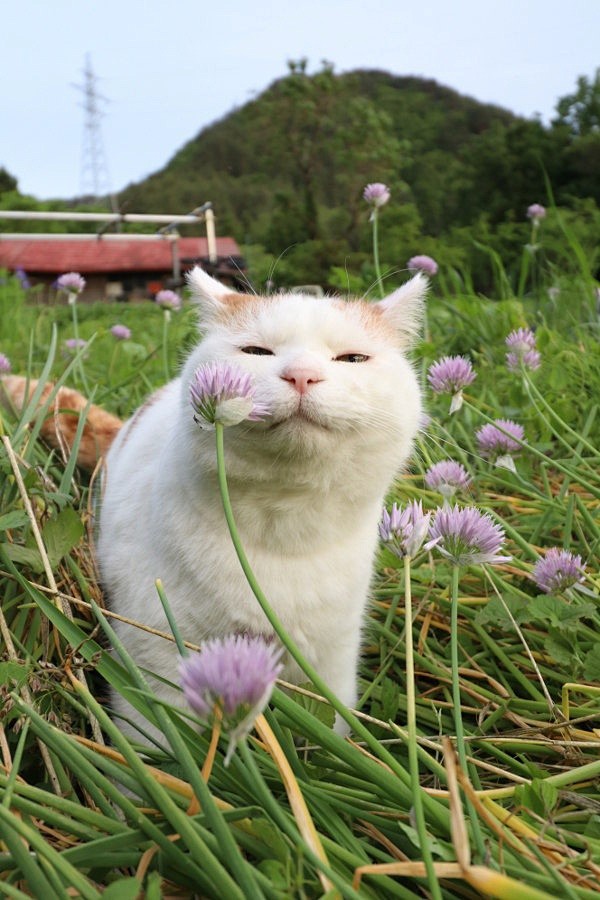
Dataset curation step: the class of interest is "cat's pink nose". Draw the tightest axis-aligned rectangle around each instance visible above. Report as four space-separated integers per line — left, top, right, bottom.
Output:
281 365 324 395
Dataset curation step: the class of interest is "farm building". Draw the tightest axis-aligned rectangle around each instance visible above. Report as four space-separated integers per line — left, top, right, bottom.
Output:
0 235 246 302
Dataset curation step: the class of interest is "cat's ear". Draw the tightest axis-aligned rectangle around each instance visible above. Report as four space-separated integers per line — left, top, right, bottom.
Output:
373 273 428 346
186 267 241 322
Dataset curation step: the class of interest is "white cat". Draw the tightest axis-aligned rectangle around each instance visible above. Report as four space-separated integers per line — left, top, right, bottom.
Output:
96 268 426 739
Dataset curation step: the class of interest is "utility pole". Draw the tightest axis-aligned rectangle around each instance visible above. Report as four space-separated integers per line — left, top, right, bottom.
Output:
72 55 118 211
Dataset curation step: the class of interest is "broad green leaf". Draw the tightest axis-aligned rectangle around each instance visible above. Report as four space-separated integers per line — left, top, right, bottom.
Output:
251 818 290 863
544 631 578 667
520 595 595 631
257 860 289 891
474 594 528 630
0 660 31 688
0 510 30 531
2 542 44 572
397 822 454 860
100 878 142 900
515 779 558 817
41 506 84 567
582 644 600 681
294 682 336 728
584 816 600 839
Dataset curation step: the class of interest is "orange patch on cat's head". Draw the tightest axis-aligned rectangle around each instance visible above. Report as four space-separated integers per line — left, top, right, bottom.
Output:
208 292 280 328
207 288 418 347
330 296 403 343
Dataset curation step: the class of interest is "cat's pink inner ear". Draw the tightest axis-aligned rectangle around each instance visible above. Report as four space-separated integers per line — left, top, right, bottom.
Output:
374 273 428 346
187 266 240 302
186 266 245 322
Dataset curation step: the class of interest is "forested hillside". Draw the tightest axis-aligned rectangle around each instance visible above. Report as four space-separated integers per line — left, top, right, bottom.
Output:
3 62 600 289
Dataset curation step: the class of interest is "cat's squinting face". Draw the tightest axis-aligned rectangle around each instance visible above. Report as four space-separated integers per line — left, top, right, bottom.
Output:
182 269 426 457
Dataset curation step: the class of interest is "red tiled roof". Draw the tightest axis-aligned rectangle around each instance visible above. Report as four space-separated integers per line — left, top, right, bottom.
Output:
0 237 241 273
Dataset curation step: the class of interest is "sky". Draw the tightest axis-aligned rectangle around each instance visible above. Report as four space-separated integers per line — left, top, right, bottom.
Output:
3 0 599 202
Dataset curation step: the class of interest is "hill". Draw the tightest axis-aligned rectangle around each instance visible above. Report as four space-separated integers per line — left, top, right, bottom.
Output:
120 65 521 243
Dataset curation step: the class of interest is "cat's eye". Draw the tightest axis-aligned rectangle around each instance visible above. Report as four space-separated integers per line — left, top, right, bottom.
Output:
335 353 370 363
240 346 274 356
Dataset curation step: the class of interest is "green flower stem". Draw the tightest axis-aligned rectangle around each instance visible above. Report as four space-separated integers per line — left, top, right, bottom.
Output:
463 399 600 499
0 805 75 900
522 837 580 900
0 880 41 900
214 423 449 829
9 695 210 888
70 300 89 393
2 719 30 810
403 556 443 900
162 308 171 382
89 601 263 900
67 675 251 899
516 244 531 299
574 492 600 543
371 209 385 298
0 771 124 835
107 342 119 387
524 371 598 456
480 507 541 562
521 374 598 476
450 564 486 861
237 740 363 899
155 577 188 656
411 582 547 703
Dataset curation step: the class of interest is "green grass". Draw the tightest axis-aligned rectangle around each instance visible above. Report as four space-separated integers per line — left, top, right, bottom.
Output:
0 262 599 899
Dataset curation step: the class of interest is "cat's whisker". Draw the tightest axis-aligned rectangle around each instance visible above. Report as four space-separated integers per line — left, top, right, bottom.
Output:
266 244 297 289
229 258 258 296
362 265 408 300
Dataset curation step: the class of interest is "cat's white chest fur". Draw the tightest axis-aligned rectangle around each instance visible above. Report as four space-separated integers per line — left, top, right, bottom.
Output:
97 268 426 738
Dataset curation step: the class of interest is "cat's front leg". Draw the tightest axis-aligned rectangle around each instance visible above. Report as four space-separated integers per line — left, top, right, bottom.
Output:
315 643 361 737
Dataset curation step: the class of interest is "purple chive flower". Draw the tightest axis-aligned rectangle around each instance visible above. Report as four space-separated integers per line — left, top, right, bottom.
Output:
407 255 438 277
0 353 11 374
532 548 586 594
156 289 182 311
507 349 541 372
57 272 86 299
476 419 524 471
428 356 476 394
363 182 390 207
506 328 536 353
418 412 433 432
505 328 541 372
379 500 433 558
63 338 88 354
15 268 31 290
179 634 283 764
425 460 472 499
190 361 270 428
110 324 131 341
428 505 510 567
427 355 476 413
527 204 546 222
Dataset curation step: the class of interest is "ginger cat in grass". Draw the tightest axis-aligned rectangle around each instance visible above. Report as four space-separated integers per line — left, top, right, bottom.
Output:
0 375 122 471
3 268 427 740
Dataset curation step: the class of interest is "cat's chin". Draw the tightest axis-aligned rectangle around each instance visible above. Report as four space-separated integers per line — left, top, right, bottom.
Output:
267 407 332 432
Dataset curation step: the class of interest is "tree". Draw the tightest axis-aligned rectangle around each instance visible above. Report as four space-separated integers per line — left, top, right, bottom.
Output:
0 168 18 195
553 69 600 136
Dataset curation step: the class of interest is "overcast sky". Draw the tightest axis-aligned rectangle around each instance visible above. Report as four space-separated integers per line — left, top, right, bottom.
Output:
3 0 599 201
